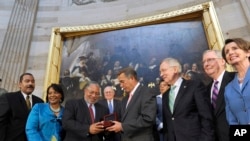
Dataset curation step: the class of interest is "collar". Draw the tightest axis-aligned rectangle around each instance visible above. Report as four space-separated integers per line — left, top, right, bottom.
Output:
215 70 225 83
172 77 183 88
130 82 140 95
21 91 32 99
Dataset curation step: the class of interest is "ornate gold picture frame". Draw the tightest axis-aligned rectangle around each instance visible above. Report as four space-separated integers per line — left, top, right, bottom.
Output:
44 1 223 99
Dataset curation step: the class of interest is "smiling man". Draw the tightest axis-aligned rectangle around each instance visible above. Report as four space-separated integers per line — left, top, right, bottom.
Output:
0 73 44 141
62 81 109 141
160 57 214 141
202 50 235 141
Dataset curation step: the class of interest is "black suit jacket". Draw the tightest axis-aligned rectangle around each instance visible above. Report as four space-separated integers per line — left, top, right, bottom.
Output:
206 71 234 141
99 99 122 141
62 99 109 141
162 79 214 141
120 84 157 141
0 91 44 141
99 99 122 121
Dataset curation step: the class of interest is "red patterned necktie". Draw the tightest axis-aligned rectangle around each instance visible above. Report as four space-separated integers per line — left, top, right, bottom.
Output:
88 104 94 123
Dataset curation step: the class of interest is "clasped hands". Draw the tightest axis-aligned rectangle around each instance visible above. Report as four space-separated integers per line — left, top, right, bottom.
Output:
89 121 123 134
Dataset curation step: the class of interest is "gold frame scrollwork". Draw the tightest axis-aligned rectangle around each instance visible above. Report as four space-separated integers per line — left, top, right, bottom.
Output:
43 1 223 99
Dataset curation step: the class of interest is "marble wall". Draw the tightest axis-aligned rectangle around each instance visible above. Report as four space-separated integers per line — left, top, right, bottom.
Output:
0 0 249 98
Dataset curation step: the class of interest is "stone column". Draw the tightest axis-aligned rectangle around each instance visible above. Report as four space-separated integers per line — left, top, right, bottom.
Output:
0 0 38 91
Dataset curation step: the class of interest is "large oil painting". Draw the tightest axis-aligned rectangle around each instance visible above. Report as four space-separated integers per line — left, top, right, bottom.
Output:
44 2 225 102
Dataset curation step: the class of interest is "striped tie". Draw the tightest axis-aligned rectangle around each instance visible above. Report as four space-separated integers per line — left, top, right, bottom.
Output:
212 80 219 109
26 95 31 110
108 100 113 113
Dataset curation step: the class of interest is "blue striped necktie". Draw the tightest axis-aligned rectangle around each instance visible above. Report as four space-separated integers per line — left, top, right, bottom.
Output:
108 100 113 113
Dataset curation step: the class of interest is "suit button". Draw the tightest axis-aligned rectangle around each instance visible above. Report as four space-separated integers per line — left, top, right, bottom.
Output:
172 117 174 120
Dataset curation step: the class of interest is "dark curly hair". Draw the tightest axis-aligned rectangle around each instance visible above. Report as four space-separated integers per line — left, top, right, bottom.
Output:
46 83 64 103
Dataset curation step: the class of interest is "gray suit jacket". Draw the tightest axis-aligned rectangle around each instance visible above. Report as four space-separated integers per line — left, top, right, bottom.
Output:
120 84 157 141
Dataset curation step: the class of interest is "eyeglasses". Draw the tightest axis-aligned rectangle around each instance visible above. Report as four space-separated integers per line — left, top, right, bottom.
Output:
87 90 100 97
202 58 221 65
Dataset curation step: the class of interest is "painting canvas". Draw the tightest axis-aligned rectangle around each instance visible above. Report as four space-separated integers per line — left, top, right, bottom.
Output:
43 2 224 101
59 20 209 101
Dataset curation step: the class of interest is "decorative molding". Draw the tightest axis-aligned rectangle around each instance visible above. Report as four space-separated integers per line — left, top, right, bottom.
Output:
44 1 225 98
60 3 205 34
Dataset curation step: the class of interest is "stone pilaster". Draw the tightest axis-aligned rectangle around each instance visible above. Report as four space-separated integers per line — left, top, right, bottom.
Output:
0 0 38 91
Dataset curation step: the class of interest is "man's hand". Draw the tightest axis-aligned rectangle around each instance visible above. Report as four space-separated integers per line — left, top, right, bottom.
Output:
105 121 122 133
89 122 104 134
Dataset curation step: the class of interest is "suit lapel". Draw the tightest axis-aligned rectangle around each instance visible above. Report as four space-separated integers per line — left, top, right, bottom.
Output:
95 104 101 122
165 89 172 114
17 92 30 113
121 85 141 121
81 100 93 124
241 67 250 93
214 72 231 114
173 79 187 114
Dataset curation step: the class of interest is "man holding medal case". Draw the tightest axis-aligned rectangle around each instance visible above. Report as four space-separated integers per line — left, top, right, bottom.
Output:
62 81 120 141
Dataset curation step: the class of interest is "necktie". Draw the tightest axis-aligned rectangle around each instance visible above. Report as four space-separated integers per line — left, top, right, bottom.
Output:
108 101 113 113
88 104 94 123
26 95 31 110
212 80 219 109
169 85 176 113
126 93 133 108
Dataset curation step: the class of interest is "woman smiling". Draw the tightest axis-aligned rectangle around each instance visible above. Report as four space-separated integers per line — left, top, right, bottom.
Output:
26 84 65 141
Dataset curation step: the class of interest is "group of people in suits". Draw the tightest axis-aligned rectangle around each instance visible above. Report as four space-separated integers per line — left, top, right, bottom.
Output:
0 37 249 141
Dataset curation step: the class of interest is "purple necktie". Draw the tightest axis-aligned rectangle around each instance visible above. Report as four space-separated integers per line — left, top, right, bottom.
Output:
212 80 219 109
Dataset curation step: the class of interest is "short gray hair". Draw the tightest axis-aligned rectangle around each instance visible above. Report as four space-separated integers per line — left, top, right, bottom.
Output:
203 50 222 58
160 58 182 73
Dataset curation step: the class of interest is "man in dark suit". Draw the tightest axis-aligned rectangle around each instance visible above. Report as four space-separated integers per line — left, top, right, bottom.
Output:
159 58 214 141
62 81 109 141
155 80 169 141
0 73 44 141
106 67 157 141
202 50 235 141
99 86 122 141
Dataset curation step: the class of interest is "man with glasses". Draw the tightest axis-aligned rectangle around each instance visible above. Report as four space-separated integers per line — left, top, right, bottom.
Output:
202 50 235 141
62 81 109 141
160 57 214 141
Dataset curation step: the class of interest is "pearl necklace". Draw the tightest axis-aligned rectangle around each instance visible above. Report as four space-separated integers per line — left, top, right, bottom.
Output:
50 105 61 113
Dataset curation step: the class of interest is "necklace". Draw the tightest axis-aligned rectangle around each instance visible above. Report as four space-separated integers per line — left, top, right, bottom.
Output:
238 76 244 83
49 105 61 113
